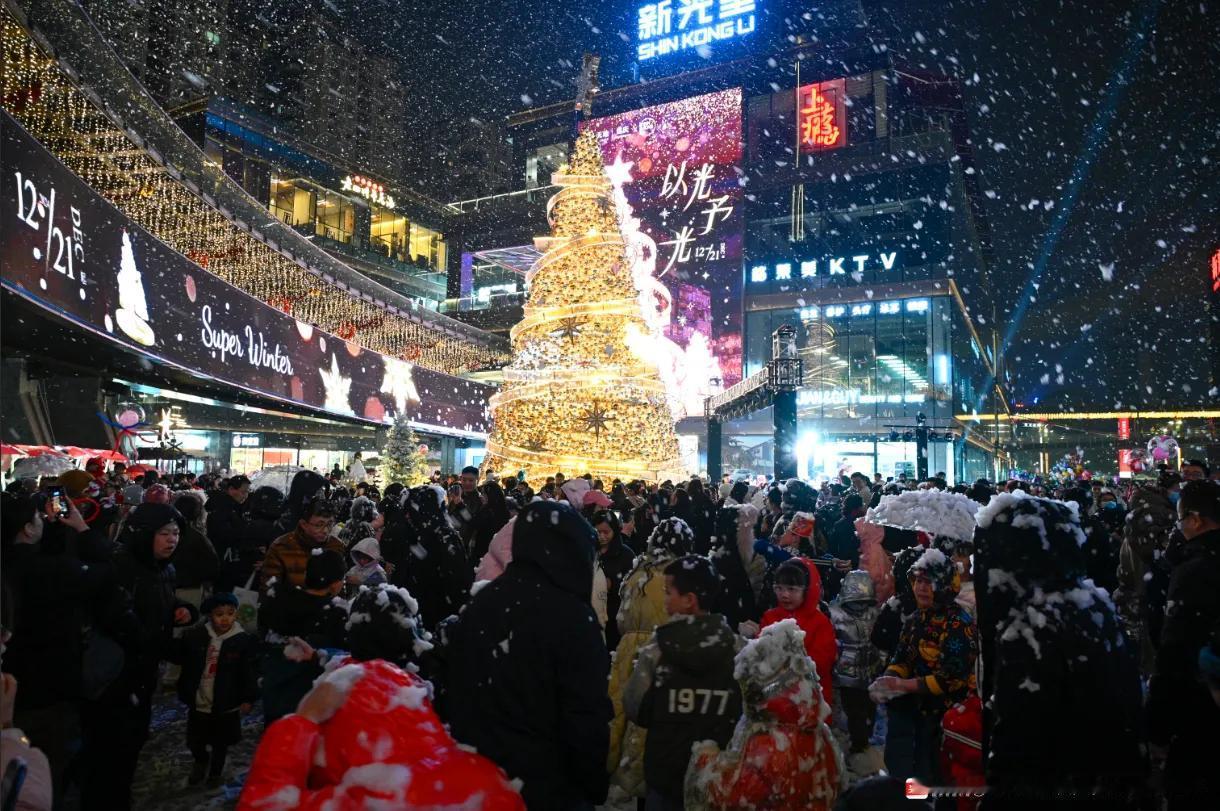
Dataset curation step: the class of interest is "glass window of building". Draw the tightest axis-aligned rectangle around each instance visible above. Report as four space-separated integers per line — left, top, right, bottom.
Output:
409 222 446 269
315 188 356 243
269 175 314 227
370 207 408 260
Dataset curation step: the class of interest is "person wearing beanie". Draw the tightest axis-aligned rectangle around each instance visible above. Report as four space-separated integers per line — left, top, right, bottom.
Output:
258 549 350 725
447 500 611 810
166 592 258 786
871 546 976 786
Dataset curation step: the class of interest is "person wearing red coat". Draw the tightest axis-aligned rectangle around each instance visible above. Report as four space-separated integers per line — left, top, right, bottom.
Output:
758 557 838 704
686 619 844 810
238 585 523 811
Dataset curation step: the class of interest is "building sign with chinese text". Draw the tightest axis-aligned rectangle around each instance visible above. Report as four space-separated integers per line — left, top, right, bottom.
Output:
341 175 396 209
581 88 744 417
798 78 847 152
636 0 758 62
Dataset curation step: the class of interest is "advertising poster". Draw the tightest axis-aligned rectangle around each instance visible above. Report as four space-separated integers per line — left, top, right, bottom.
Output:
1 112 490 433
581 87 744 418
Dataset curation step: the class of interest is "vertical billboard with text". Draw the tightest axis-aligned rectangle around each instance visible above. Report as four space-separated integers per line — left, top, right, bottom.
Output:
581 87 743 419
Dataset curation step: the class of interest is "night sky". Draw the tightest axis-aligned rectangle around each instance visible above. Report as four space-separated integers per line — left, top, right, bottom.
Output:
385 0 1218 410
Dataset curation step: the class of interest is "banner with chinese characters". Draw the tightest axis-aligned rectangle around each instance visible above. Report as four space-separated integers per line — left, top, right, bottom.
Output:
581 87 744 418
798 78 847 152
0 111 490 434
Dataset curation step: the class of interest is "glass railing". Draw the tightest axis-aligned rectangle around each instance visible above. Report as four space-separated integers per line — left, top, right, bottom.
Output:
7 0 506 355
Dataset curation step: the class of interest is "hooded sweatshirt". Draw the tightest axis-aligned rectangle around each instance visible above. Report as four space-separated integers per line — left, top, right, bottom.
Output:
760 557 838 704
346 537 388 586
622 613 744 801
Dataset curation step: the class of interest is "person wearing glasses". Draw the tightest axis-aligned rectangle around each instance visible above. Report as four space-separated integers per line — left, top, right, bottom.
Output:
260 497 346 594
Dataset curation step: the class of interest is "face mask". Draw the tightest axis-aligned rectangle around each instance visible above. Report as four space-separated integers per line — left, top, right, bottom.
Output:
1168 492 1181 505
1102 501 1119 511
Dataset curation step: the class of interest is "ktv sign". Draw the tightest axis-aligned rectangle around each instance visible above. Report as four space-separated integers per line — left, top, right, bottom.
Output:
637 0 757 62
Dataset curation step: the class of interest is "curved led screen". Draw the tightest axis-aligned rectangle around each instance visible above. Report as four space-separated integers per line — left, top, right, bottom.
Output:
1 111 490 433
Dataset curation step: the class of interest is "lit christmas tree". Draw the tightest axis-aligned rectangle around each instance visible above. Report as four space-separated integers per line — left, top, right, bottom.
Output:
482 132 686 485
380 413 430 486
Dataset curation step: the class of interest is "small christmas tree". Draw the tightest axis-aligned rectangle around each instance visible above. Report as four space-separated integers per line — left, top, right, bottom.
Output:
380 413 429 486
481 132 685 486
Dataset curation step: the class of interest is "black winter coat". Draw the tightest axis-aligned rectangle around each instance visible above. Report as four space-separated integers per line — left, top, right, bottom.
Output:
111 546 197 706
399 496 473 631
168 624 260 713
447 507 612 810
599 537 636 652
983 583 1143 808
258 585 349 650
1 526 126 709
171 525 220 589
205 491 248 562
1079 513 1122 595
1148 529 1220 748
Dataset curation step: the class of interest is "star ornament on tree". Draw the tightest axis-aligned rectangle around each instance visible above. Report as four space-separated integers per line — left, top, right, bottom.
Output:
550 317 584 344
579 400 616 441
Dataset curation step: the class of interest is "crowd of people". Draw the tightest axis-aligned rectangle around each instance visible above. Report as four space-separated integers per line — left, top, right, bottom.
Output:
1 455 1218 810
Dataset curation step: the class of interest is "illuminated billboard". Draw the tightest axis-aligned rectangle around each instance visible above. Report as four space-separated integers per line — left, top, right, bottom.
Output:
582 87 744 418
636 0 758 62
1 111 491 434
798 78 847 152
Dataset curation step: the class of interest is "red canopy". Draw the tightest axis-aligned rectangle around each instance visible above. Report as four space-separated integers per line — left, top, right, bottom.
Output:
0 444 25 456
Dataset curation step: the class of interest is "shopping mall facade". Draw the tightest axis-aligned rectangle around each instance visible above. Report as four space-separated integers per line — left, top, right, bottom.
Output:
0 0 505 477
453 0 1008 483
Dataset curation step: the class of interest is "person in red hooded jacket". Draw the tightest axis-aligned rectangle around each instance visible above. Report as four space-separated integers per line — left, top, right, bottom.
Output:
755 557 838 705
238 584 523 811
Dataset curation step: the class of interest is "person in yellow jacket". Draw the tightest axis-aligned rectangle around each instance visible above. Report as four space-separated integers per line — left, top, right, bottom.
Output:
607 516 695 798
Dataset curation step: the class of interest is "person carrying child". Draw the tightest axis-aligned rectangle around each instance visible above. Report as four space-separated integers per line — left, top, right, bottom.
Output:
622 556 743 811
168 592 259 786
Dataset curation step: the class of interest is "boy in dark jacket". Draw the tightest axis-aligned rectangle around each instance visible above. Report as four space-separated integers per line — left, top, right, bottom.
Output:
169 592 259 786
623 555 744 810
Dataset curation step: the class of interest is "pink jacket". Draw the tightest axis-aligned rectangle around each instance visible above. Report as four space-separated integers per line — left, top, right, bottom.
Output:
856 518 894 605
475 516 517 581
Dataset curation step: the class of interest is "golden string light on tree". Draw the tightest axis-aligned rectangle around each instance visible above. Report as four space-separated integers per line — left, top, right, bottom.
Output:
482 132 686 486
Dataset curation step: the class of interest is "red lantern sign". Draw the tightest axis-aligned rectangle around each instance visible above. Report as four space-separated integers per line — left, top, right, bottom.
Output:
1210 248 1220 294
1117 417 1130 440
797 78 847 152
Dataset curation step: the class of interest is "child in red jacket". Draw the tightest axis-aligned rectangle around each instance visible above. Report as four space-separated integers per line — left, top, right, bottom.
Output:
757 558 838 705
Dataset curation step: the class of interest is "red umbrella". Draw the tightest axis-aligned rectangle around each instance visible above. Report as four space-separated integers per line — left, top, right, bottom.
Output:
93 450 128 462
1 444 25 456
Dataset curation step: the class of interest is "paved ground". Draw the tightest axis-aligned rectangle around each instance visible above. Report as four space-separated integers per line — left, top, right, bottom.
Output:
128 685 889 809
130 692 262 810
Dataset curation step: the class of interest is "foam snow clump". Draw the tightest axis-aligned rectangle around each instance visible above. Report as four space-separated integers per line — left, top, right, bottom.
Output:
865 489 979 542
